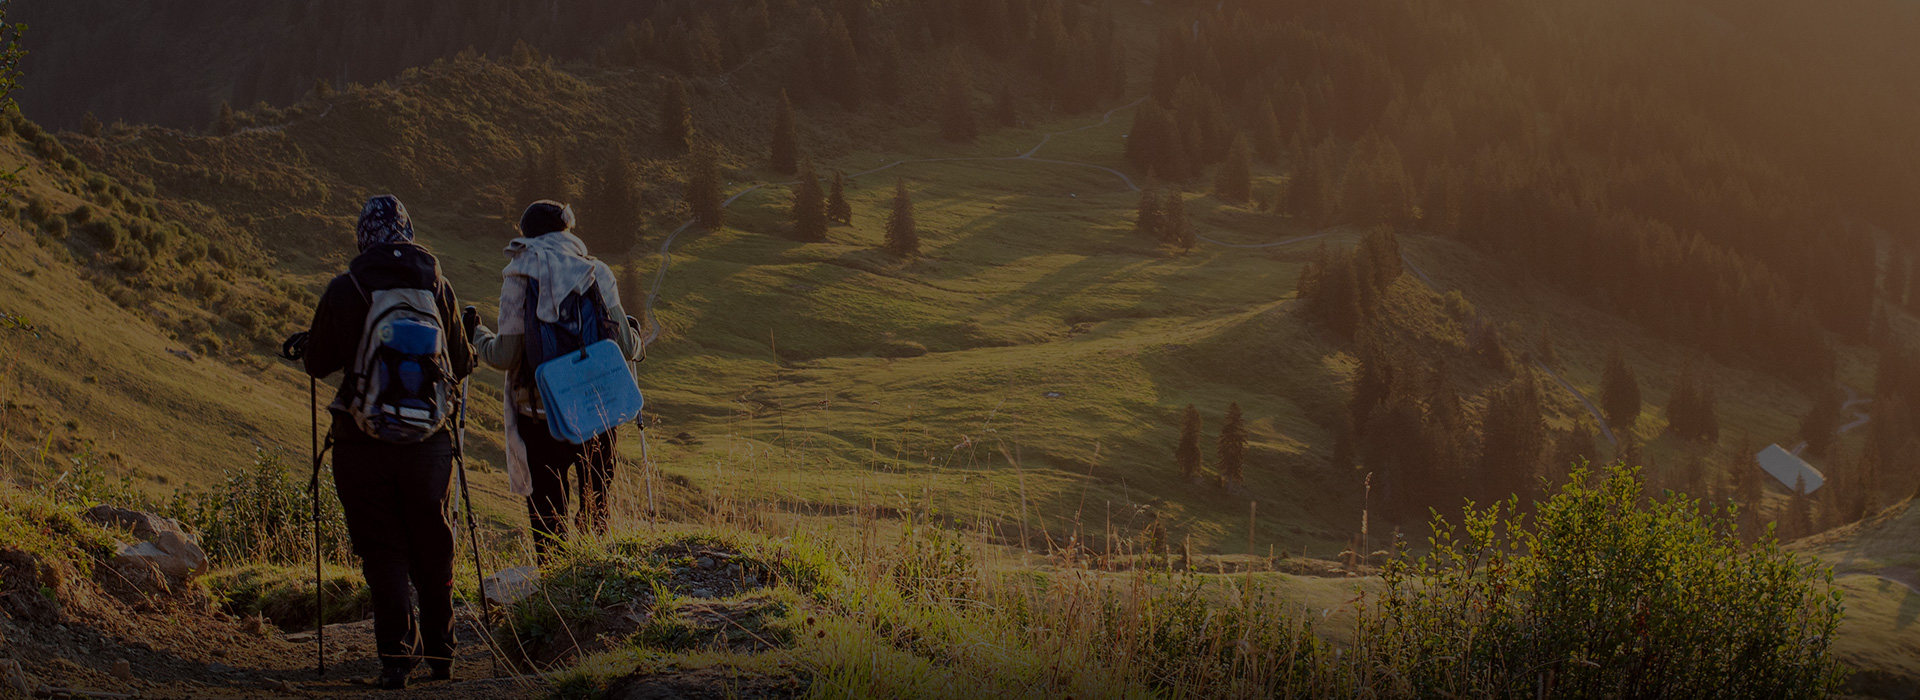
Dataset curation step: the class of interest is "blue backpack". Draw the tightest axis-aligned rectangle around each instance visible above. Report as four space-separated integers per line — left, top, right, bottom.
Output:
522 279 642 443
348 284 453 443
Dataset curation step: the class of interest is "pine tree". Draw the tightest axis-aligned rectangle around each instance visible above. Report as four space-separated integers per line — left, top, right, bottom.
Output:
1785 474 1813 540
1888 253 1910 306
884 178 919 257
825 15 863 110
1549 423 1597 480
510 39 538 67
80 112 103 138
1214 134 1253 204
1535 324 1559 367
618 256 647 322
1729 438 1764 536
790 158 829 242
1697 381 1721 442
1251 97 1283 163
686 138 726 231
659 79 692 155
1177 404 1204 484
514 151 544 213
873 34 903 104
215 101 236 136
1126 102 1170 173
1133 187 1162 240
938 56 979 142
1871 303 1893 349
1907 255 1920 316
770 90 799 174
519 147 575 209
1600 346 1642 433
1667 364 1703 441
585 143 643 254
826 170 853 225
1162 192 1193 251
1799 390 1841 458
993 85 1018 127
1216 402 1248 489
1478 373 1545 502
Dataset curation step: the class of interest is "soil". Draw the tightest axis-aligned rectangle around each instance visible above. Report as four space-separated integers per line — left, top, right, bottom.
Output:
0 545 536 698
603 667 807 700
1 540 806 698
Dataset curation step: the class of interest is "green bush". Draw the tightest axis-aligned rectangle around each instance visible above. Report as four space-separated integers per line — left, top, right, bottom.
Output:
163 451 351 565
24 196 51 223
43 216 67 238
1360 462 1846 699
81 218 124 249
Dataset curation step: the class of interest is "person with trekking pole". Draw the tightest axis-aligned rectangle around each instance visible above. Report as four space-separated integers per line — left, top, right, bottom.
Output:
298 195 475 690
470 200 644 563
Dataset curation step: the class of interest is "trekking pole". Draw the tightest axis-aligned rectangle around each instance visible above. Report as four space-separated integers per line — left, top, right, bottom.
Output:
309 375 327 678
624 316 657 526
280 333 326 678
452 377 497 675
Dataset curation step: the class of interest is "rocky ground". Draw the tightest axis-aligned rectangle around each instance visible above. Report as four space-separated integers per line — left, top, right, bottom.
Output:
0 517 811 699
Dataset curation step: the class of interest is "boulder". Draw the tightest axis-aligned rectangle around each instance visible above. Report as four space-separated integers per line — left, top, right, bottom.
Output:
85 505 207 582
484 566 540 607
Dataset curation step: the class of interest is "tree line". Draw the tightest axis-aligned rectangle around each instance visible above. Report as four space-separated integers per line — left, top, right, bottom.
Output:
1115 0 1920 383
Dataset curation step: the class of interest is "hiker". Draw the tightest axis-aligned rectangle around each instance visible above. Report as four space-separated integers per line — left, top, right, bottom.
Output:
301 195 473 690
469 200 643 561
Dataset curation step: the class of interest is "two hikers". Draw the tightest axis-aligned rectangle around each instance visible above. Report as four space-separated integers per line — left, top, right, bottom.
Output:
302 195 472 690
470 200 644 560
297 196 641 686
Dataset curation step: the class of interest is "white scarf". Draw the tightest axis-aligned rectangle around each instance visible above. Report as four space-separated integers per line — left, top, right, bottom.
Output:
498 230 620 496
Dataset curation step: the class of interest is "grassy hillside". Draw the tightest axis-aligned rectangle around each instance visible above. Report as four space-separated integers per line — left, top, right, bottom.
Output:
8 22 1891 561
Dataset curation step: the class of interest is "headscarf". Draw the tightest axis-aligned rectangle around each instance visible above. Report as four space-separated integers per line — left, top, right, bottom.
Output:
355 195 416 251
518 199 575 238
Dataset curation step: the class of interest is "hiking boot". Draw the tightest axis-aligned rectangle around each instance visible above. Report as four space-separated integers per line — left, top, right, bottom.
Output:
378 667 409 691
428 661 452 681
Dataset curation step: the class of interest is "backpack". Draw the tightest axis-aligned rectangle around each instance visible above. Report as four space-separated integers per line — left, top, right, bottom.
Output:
521 277 618 373
346 277 454 443
520 276 641 442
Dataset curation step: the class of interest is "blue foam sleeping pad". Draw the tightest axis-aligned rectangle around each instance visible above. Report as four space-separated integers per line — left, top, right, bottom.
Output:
535 339 644 444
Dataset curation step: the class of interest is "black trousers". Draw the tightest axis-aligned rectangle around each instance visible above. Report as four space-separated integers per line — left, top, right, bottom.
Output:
518 416 618 560
332 420 457 672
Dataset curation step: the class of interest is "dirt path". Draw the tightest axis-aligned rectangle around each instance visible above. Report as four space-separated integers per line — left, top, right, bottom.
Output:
1790 384 1872 456
4 601 538 699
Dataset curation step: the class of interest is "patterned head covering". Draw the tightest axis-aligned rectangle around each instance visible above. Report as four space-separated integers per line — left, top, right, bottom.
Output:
355 195 415 251
518 200 575 238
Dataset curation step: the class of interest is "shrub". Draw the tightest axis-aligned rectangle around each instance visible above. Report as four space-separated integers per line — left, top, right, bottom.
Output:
69 203 94 224
81 218 124 249
1360 462 1846 699
24 196 52 223
163 452 351 565
43 216 67 238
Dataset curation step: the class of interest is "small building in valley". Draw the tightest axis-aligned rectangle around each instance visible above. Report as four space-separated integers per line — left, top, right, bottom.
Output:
1757 444 1825 494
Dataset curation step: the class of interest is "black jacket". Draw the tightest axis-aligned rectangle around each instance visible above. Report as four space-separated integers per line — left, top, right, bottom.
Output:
304 243 474 440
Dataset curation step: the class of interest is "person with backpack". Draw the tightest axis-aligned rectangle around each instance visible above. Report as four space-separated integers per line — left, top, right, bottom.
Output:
469 200 643 561
302 195 473 690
